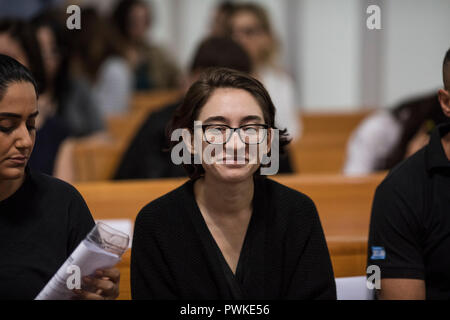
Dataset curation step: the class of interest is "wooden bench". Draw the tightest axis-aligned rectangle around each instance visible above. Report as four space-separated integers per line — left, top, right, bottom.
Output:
291 110 372 173
74 172 384 299
72 90 181 182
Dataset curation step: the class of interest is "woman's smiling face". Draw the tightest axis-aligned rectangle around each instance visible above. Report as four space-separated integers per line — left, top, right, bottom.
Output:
0 81 38 181
195 87 269 183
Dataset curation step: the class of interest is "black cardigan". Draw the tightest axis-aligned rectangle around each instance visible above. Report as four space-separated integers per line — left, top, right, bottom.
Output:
131 177 336 300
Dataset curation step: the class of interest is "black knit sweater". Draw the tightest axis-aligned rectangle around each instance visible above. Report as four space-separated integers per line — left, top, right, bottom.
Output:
131 177 336 300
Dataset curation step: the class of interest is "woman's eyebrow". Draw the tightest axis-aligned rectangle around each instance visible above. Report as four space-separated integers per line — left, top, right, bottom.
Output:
203 116 228 124
0 112 21 119
28 111 39 119
240 115 263 123
0 111 39 119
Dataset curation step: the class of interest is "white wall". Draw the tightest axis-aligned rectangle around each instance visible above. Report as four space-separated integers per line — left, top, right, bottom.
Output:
298 0 361 111
90 0 450 111
381 0 450 108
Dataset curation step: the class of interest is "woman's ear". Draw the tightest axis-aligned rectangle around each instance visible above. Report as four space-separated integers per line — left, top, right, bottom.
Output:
438 89 450 118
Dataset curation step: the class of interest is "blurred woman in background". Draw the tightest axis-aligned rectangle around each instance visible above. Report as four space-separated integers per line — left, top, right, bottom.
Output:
343 92 449 175
209 1 235 37
71 7 133 118
112 0 180 91
228 3 301 141
32 10 104 138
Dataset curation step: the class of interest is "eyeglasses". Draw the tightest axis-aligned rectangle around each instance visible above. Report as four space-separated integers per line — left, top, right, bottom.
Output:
202 124 269 145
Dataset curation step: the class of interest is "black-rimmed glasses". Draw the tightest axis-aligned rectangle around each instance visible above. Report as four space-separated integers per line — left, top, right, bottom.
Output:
202 124 269 145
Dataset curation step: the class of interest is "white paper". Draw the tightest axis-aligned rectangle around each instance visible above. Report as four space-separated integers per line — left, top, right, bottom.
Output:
35 240 121 300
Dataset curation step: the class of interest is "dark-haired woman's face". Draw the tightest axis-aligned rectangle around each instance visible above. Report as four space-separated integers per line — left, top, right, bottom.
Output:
195 87 270 183
37 26 60 83
230 11 271 65
127 4 150 42
0 82 37 181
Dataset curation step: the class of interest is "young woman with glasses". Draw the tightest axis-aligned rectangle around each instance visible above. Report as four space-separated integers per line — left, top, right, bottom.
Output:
131 68 336 300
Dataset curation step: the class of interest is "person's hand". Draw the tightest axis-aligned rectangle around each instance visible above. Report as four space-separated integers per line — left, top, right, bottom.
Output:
73 267 120 300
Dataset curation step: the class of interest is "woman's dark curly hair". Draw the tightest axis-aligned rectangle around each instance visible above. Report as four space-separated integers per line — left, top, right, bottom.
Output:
168 67 291 179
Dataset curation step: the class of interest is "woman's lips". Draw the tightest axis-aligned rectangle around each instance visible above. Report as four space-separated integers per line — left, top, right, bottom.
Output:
7 156 28 166
221 158 248 165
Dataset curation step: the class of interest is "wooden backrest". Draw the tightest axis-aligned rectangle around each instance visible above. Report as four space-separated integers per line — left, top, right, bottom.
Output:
131 89 181 113
291 110 373 173
74 172 385 299
72 90 181 182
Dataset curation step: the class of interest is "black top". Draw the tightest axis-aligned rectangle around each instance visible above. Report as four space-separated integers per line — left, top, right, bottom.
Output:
367 123 450 299
114 102 186 180
0 168 95 300
131 177 336 300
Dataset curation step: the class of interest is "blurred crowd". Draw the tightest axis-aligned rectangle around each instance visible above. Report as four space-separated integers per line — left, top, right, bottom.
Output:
0 0 447 182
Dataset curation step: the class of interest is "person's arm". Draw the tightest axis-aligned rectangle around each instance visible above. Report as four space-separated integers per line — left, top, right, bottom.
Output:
95 58 132 117
285 197 336 299
367 179 425 299
53 138 75 183
343 111 401 175
131 208 179 299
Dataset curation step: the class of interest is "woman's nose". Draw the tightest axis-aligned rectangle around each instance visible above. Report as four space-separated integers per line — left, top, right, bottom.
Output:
15 124 33 150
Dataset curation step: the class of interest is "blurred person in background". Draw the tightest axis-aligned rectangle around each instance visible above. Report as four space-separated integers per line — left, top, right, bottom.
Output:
0 19 74 180
343 92 449 175
228 2 301 141
70 7 133 118
209 1 235 37
112 0 180 91
32 10 104 138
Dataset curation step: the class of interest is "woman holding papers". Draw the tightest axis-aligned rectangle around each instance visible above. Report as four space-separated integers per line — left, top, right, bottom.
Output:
131 68 336 299
0 54 119 300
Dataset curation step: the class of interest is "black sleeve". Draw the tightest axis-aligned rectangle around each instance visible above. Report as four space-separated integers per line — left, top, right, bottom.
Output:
285 197 337 300
131 207 179 299
66 186 96 255
367 180 425 279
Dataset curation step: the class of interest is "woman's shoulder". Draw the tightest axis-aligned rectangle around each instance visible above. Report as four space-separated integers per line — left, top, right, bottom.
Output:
28 168 85 202
262 178 317 212
259 178 320 232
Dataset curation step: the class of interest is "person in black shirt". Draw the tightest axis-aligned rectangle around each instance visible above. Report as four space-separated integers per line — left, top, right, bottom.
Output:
367 48 450 299
131 68 336 299
0 54 119 300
